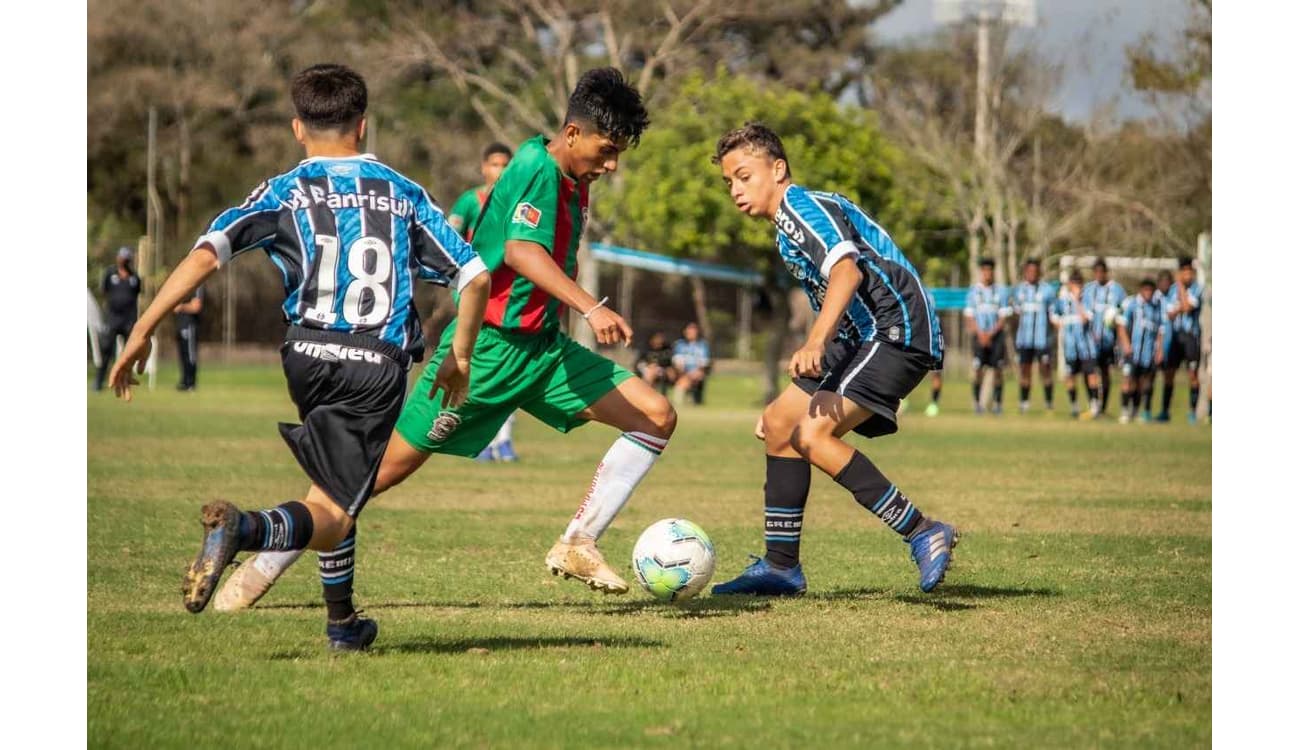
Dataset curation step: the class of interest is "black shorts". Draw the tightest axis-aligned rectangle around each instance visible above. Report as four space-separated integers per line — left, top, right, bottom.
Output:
278 326 410 517
1016 346 1053 367
1165 331 1201 371
1096 344 1116 369
1064 358 1098 377
793 339 932 439
973 332 1007 369
1120 359 1156 379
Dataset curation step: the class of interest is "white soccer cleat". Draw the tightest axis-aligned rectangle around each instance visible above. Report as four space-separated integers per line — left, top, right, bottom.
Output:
545 536 629 594
213 555 277 612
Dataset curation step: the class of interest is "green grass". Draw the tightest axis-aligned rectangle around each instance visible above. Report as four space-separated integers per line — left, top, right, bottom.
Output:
88 364 1211 748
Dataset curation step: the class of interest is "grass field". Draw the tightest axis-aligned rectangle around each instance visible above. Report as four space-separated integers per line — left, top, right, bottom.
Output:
87 364 1211 748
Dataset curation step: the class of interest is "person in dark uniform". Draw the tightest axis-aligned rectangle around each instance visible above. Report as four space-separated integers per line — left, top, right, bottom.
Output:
635 332 678 394
95 246 142 391
173 286 204 390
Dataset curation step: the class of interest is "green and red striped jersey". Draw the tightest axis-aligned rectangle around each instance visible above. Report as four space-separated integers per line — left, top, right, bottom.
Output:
469 135 588 334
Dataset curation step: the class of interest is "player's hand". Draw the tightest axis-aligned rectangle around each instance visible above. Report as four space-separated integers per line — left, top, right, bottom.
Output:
753 413 766 440
431 353 472 409
1124 344 1133 357
585 306 633 347
788 342 825 379
109 333 151 402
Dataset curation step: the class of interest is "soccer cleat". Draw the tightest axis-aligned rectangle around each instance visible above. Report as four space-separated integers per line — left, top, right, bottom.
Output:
326 613 379 652
908 521 959 593
1140 410 1153 424
496 440 519 462
1187 412 1198 425
711 555 807 596
990 402 1003 416
1119 412 1132 424
1154 412 1171 423
924 402 940 418
181 501 242 614
474 445 497 463
972 401 984 415
213 555 278 612
545 537 629 594
1019 400 1030 415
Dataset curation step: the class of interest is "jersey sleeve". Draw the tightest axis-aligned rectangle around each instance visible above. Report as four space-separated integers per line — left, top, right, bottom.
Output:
503 167 559 250
447 189 478 238
780 187 859 278
410 188 487 291
1117 298 1132 328
997 287 1013 318
193 180 284 267
963 288 977 318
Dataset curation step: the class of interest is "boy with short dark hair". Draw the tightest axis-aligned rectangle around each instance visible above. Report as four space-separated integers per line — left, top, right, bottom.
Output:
110 63 491 651
1158 256 1204 423
1082 258 1126 417
1010 258 1055 413
708 122 957 597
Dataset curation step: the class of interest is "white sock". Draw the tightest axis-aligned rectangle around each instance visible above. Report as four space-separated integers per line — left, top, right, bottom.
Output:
562 431 667 542
252 548 302 580
490 412 515 449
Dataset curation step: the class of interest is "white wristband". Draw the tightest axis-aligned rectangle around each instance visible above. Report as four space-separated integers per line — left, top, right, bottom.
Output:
582 296 610 320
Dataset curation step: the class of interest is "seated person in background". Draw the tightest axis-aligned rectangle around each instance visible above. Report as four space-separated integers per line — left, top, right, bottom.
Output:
636 332 678 393
672 322 712 405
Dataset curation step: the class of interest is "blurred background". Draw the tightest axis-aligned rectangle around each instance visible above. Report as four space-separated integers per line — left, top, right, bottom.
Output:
86 0 1210 400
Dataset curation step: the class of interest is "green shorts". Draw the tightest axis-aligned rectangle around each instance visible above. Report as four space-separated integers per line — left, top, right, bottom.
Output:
395 324 634 457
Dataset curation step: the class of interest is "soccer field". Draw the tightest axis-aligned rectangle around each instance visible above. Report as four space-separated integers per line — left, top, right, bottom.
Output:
87 365 1211 748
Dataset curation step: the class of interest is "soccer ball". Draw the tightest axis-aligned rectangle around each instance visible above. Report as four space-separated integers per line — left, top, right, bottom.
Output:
631 518 716 601
1103 307 1119 329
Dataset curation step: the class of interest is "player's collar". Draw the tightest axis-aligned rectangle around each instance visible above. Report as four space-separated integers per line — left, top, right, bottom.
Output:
298 153 378 165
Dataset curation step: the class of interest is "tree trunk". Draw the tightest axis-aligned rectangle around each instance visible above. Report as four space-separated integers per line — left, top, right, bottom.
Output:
762 285 789 403
689 276 711 341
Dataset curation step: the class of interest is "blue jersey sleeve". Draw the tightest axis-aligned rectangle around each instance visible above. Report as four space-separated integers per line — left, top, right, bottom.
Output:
997 286 1013 318
776 186 859 278
410 188 486 291
964 287 977 318
194 180 285 266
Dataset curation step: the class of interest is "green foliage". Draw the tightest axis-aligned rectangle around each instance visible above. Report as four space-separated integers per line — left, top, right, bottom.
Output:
610 70 919 279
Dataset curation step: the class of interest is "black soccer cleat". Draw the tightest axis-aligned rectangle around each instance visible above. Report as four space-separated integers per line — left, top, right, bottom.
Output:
181 501 242 613
327 613 379 652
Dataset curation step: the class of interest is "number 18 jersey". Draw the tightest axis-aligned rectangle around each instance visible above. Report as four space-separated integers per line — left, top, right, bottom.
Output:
193 154 486 358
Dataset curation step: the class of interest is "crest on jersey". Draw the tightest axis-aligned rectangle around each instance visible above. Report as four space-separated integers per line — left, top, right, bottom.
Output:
512 202 542 228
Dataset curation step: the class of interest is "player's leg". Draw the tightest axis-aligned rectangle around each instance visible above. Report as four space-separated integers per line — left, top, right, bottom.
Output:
1084 363 1101 418
1017 352 1033 414
1098 348 1113 416
1065 365 1080 418
1039 353 1055 411
1119 361 1136 423
925 371 942 417
1185 334 1202 423
970 346 985 414
990 336 1006 415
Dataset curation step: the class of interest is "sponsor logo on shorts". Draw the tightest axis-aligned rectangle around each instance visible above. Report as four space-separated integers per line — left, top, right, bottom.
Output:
291 341 383 364
428 411 463 442
512 202 542 228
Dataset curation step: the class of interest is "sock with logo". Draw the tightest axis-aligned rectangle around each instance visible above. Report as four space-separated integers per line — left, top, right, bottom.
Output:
833 452 926 539
562 432 667 542
319 526 357 622
238 501 314 551
763 456 811 570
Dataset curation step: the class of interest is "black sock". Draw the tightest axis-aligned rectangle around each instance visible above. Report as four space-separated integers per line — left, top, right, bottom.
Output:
1142 387 1153 411
931 386 941 404
1068 388 1078 408
1019 384 1030 403
833 452 925 538
1087 386 1099 402
238 501 314 551
320 526 357 621
1100 374 1111 411
1161 382 1174 415
971 381 981 405
1189 386 1200 412
993 383 1003 406
1044 383 1054 408
763 456 811 569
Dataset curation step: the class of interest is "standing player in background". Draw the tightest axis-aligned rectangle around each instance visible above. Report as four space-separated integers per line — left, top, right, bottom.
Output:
216 68 672 608
924 289 944 418
1053 270 1101 419
1115 279 1165 423
94 247 142 392
964 259 1011 415
1010 258 1055 414
172 285 203 391
1082 259 1126 417
109 64 491 651
448 142 521 462
1157 257 1204 423
710 123 958 597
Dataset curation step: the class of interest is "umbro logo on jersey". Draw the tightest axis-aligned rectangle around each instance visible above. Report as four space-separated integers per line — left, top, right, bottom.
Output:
291 341 383 364
513 202 542 228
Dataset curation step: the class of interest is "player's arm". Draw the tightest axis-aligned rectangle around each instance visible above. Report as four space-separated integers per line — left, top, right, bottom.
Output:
790 256 863 378
1115 310 1132 354
502 239 630 346
990 289 1012 335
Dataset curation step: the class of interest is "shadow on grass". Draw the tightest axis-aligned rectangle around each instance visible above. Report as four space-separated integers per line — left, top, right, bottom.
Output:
254 598 770 618
378 634 664 655
808 584 1060 612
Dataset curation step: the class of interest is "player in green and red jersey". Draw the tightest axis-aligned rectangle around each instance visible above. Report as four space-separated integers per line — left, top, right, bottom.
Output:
447 142 512 241
215 68 671 609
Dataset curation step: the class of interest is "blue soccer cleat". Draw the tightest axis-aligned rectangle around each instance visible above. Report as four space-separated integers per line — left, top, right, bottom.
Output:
908 521 959 593
496 440 518 462
474 445 497 463
327 613 379 652
181 500 242 614
1187 412 1198 425
711 555 806 596
1140 409 1152 424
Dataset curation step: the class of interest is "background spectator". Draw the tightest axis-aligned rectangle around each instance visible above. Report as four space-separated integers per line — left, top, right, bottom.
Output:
173 285 204 391
672 322 711 405
94 247 141 391
635 332 678 394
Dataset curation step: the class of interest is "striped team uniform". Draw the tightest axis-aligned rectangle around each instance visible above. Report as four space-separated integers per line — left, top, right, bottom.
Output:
1011 281 1055 366
965 283 1011 369
1083 280 1126 367
774 184 943 439
193 153 485 513
1165 281 1204 371
1052 293 1099 376
1117 293 1165 375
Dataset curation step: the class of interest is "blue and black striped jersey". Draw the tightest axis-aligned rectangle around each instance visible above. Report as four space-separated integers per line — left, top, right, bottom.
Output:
193 154 486 359
1118 293 1165 368
1082 280 1125 348
1053 293 1098 362
773 184 943 366
1010 281 1054 350
964 283 1011 333
1168 281 1204 336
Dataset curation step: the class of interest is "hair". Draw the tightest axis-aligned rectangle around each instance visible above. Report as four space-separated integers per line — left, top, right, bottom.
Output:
291 64 367 133
1177 256 1195 269
1023 257 1041 268
712 122 791 178
482 142 512 161
1068 270 1084 284
1140 278 1156 289
565 68 650 146
1157 269 1174 283
978 258 996 269
1093 258 1109 271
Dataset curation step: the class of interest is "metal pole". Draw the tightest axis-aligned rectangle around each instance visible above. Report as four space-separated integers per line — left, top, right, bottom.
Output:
737 286 753 360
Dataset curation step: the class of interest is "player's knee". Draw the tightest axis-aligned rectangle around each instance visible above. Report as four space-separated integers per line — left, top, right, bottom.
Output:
643 393 677 438
789 417 832 459
761 402 796 442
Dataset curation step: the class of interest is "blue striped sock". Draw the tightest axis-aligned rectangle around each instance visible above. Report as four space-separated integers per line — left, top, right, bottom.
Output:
763 456 810 569
833 452 925 538
319 526 357 622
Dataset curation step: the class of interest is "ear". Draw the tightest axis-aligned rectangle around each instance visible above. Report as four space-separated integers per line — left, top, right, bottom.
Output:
562 121 581 147
772 158 789 183
291 118 306 145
